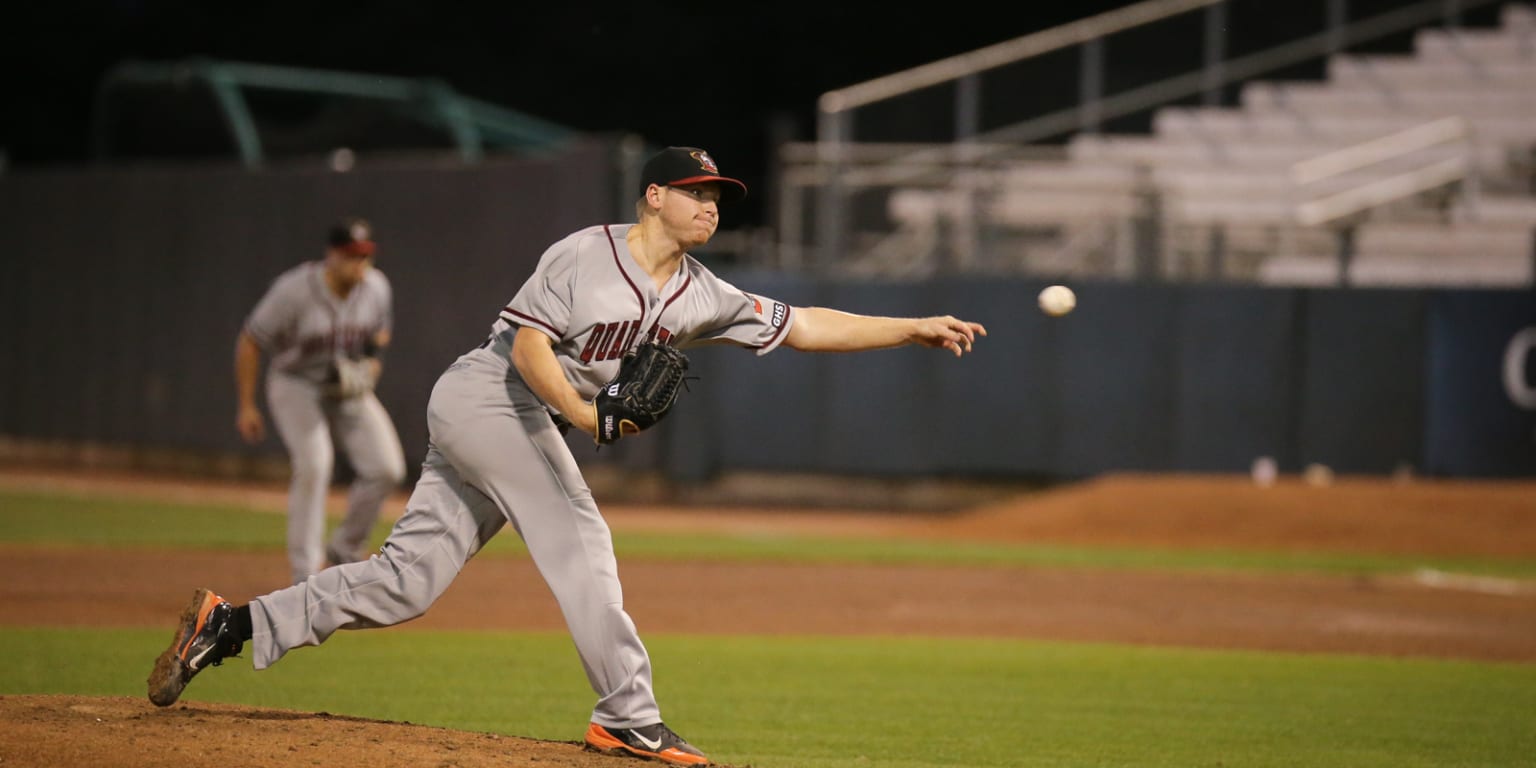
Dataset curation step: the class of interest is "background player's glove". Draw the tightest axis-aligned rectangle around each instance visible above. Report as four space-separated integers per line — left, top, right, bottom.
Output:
592 341 690 445
326 357 379 399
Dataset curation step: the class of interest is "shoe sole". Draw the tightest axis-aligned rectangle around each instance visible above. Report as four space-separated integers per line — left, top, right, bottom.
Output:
583 725 712 767
146 587 217 707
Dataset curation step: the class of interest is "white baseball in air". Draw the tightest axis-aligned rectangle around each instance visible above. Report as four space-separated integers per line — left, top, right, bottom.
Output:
1038 284 1076 317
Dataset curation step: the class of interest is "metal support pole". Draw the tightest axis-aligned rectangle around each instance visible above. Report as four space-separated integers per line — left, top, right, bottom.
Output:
1207 225 1227 280
1443 0 1462 28
955 73 980 143
616 133 647 223
1079 38 1104 134
423 81 484 164
204 69 264 170
1131 165 1162 281
1335 226 1357 286
1326 0 1348 54
815 108 850 275
954 74 982 272
1202 1 1228 106
778 177 804 271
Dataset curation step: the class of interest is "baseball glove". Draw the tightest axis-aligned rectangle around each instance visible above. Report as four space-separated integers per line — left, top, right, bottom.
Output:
325 357 378 399
592 341 690 445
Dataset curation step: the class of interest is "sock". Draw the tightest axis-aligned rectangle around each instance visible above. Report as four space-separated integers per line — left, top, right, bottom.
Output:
233 604 254 642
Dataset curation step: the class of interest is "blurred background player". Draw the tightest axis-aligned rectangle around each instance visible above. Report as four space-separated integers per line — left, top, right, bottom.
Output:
234 217 407 583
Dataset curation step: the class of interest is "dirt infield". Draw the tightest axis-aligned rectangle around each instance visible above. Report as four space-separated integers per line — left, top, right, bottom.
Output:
3 469 1536 767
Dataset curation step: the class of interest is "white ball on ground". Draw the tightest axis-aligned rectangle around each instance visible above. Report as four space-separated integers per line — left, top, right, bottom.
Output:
1038 284 1076 317
1303 463 1334 487
1251 456 1278 488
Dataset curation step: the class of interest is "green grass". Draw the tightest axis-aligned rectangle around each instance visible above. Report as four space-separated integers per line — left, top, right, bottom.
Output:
3 488 1535 579
4 483 1534 767
2 627 1532 768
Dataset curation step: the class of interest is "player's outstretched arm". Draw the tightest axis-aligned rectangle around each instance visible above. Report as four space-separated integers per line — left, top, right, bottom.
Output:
783 307 986 357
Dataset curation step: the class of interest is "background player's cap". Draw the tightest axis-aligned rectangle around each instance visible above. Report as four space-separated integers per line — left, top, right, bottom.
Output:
327 217 377 257
639 147 747 203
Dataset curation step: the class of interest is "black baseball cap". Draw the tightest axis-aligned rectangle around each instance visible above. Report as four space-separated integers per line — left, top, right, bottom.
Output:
639 147 748 203
327 217 377 256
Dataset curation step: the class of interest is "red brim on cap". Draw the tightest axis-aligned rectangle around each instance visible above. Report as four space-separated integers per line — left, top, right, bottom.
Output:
339 241 377 257
669 175 748 202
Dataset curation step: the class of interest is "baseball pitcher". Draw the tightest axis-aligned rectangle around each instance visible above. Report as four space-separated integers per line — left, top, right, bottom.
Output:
151 148 985 767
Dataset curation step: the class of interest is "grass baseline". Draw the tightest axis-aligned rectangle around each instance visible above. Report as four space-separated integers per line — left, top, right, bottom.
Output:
2 627 1534 768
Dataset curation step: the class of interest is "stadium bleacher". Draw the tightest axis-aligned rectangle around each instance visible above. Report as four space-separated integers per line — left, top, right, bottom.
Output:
883 2 1536 286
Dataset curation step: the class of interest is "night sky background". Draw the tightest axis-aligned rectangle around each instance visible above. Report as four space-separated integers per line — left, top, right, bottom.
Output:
1 1 1480 227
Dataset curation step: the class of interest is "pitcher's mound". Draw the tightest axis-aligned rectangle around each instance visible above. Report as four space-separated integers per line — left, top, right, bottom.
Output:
0 695 740 768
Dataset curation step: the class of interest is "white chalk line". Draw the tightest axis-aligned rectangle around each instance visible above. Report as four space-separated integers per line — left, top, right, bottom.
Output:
1412 568 1536 597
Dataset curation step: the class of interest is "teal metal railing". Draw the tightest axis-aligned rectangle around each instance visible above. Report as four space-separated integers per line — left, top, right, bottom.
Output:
91 58 577 168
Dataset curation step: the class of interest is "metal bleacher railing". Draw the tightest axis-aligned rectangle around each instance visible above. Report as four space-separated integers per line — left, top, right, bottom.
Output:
91 58 578 168
773 0 1533 287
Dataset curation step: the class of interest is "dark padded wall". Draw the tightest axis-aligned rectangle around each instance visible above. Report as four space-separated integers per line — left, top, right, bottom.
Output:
1298 290 1428 474
0 141 619 470
1424 291 1536 477
2 160 1531 480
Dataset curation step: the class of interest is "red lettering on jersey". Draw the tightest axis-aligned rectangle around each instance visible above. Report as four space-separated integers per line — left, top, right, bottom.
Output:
604 322 628 360
578 329 606 363
605 320 631 360
299 327 372 357
583 320 673 362
585 322 621 363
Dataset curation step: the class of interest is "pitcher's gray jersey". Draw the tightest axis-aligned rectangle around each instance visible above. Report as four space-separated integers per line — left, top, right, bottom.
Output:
245 262 394 381
247 220 796 733
496 224 793 395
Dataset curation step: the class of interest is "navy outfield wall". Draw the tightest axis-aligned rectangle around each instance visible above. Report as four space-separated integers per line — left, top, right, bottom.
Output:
1 156 1531 479
661 276 1527 480
1425 291 1536 477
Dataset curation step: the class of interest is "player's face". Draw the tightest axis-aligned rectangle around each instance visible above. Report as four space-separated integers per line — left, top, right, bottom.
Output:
661 183 721 246
325 247 374 287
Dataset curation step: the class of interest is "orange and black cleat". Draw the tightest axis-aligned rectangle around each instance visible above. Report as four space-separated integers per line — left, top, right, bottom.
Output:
584 721 711 766
146 588 243 707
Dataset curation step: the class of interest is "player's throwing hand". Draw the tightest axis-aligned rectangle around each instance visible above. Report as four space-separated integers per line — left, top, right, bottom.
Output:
911 315 988 357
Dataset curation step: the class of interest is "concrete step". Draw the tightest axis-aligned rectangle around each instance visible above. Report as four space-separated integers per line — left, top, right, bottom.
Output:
1415 27 1536 64
1241 81 1536 116
1070 133 1502 172
1356 220 1534 254
1348 252 1532 286
1327 54 1536 88
1153 107 1536 147
1257 254 1346 286
1467 194 1536 224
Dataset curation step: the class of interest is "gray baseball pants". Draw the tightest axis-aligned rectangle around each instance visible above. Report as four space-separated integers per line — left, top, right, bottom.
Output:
249 344 661 727
266 373 406 583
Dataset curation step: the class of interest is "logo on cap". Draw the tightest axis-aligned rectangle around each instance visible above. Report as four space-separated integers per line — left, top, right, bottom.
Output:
692 150 720 174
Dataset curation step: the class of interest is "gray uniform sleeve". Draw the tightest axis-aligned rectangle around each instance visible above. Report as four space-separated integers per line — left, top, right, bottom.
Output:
688 269 795 355
375 271 394 336
243 274 296 352
504 239 578 340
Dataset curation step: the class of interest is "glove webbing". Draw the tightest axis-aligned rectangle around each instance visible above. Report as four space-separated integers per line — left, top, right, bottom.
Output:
629 352 688 410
